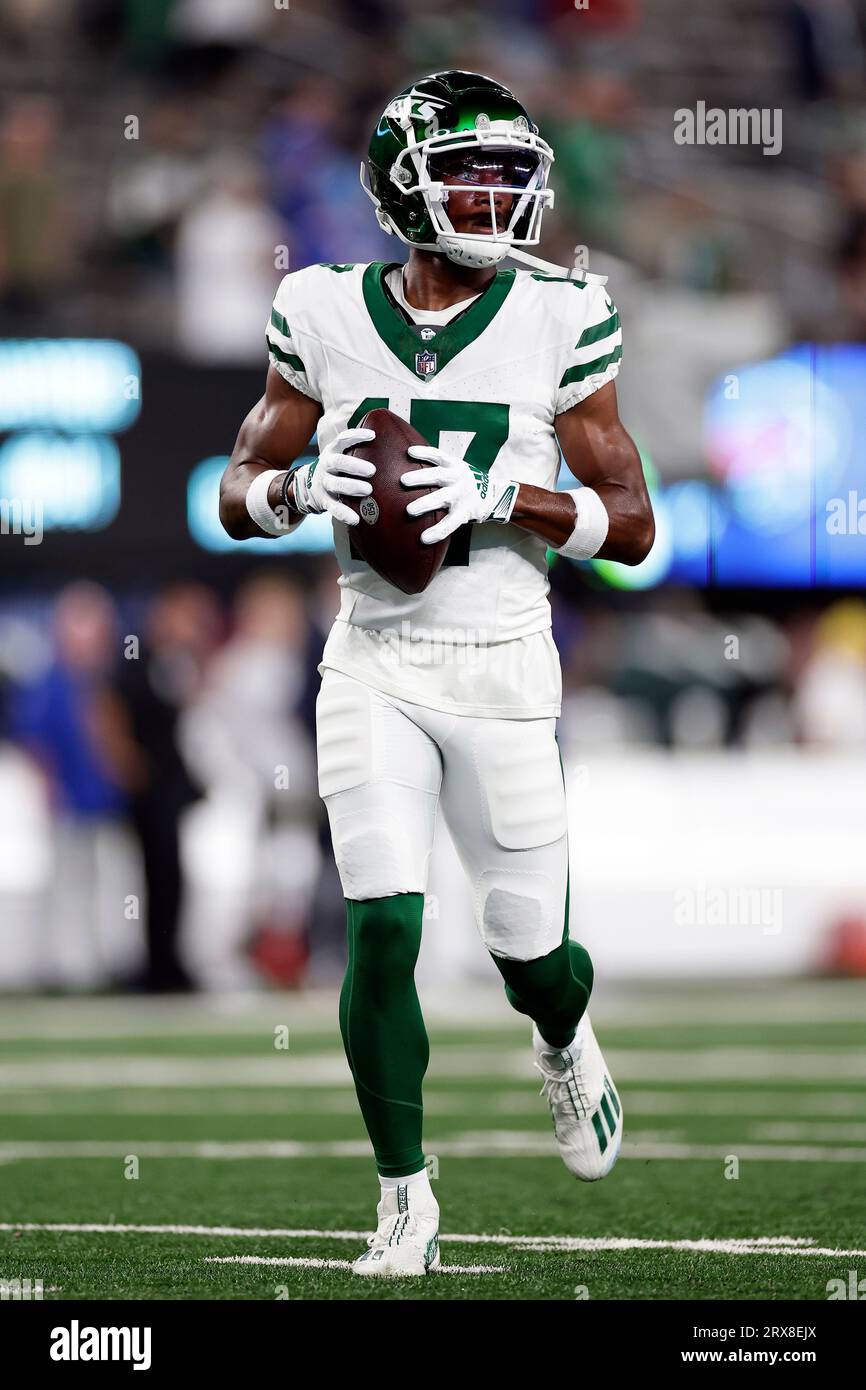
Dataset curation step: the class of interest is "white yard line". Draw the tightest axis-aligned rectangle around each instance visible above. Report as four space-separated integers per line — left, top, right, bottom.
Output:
0 982 862 1039
3 1222 865 1260
0 1088 863 1118
203 1256 506 1274
1 1047 865 1090
0 1093 363 1115
612 1050 866 1080
1 1135 866 1163
751 1122 866 1142
0 1058 354 1089
609 1091 866 1117
437 1134 866 1163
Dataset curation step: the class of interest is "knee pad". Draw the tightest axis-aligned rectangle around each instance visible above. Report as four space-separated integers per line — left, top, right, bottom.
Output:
457 718 568 959
478 863 566 962
327 787 435 900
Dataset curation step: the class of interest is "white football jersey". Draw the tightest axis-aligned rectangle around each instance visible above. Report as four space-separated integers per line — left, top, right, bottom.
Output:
266 261 621 717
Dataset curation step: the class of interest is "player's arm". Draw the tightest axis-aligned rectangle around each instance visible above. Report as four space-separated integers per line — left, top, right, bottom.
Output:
219 367 322 539
219 367 378 540
516 380 655 565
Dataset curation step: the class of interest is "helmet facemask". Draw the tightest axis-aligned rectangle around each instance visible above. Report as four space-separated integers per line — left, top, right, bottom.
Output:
364 115 555 270
424 143 551 268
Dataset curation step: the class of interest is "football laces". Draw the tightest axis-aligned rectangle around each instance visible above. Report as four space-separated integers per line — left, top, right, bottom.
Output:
535 1054 592 1119
367 1212 416 1250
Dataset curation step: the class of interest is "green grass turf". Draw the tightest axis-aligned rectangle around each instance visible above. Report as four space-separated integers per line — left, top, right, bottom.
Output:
0 982 864 1300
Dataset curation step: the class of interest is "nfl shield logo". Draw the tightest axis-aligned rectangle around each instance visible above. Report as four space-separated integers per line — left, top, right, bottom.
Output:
415 349 437 378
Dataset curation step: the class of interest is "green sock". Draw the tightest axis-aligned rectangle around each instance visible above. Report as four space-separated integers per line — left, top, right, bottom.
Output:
339 895 429 1177
492 939 594 1050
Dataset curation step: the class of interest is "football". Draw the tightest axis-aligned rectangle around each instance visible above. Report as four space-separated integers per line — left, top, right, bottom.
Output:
345 408 449 594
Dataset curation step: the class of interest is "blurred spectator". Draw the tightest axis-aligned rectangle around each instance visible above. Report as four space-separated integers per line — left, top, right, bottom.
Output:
183 573 321 986
836 210 866 338
261 79 393 269
106 97 205 275
544 71 634 256
9 584 125 824
559 593 791 751
103 0 176 70
794 599 866 744
88 0 275 85
544 0 637 29
101 583 222 991
170 0 271 54
7 583 128 988
0 0 73 54
175 155 287 363
625 183 752 293
784 0 866 102
0 97 67 319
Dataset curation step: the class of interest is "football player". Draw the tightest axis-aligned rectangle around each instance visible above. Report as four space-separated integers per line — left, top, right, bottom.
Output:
220 71 654 1278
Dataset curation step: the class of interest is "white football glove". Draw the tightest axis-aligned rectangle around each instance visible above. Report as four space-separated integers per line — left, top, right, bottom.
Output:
400 444 519 545
292 426 376 527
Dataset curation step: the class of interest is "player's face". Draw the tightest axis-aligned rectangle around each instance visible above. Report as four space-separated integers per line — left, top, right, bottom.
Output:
428 149 538 235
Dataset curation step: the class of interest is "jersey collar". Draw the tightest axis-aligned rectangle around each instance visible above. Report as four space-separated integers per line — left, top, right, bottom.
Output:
362 261 515 383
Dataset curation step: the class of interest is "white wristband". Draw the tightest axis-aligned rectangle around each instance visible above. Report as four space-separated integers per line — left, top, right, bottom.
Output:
557 487 609 560
245 468 296 537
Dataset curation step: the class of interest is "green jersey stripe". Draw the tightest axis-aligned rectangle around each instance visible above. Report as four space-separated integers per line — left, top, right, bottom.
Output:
266 334 306 374
569 331 620 367
530 273 589 288
576 312 620 349
270 308 295 341
558 345 622 389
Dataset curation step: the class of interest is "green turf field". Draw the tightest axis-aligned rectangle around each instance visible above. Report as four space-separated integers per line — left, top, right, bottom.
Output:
1 979 864 1301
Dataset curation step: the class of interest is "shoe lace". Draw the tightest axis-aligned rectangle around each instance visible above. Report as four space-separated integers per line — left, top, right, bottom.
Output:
367 1211 417 1250
534 1047 591 1119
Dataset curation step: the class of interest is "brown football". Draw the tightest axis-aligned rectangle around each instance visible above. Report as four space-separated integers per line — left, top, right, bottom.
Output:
345 408 449 595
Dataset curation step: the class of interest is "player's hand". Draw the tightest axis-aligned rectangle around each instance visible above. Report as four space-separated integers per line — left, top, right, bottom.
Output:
292 427 376 526
401 444 519 545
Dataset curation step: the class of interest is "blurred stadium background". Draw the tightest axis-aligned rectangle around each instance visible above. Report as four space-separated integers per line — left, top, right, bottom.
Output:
1 0 865 995
2 0 866 1302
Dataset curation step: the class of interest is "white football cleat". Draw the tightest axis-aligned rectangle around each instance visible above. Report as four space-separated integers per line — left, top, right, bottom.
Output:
533 1013 623 1181
351 1181 440 1278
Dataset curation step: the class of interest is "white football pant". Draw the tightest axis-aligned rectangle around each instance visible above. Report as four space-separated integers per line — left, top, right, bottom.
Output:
316 669 569 961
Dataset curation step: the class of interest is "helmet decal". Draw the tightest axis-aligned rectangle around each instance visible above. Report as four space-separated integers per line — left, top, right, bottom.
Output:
384 89 449 139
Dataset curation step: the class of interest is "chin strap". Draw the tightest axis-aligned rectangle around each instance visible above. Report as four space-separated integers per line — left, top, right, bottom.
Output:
438 235 512 270
506 246 608 286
